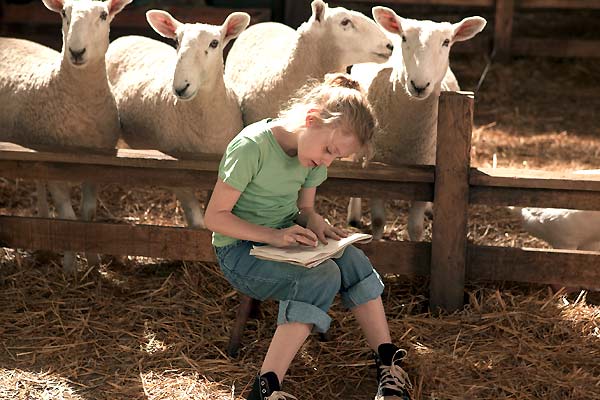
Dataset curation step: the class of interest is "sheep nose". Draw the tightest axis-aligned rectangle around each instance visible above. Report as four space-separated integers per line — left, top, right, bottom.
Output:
175 82 190 97
410 80 430 94
386 43 394 52
69 47 86 60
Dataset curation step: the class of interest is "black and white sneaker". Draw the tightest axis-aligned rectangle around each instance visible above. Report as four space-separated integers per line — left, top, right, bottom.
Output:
246 371 297 400
374 343 412 400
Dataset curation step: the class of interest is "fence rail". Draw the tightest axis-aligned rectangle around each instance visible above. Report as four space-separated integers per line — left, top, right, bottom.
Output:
1 92 599 311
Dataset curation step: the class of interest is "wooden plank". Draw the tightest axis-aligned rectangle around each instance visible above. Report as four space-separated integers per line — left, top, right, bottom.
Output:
471 167 600 192
430 91 474 312
3 215 598 288
0 142 434 184
519 0 600 10
0 216 216 261
0 215 430 276
470 186 600 211
512 38 600 59
468 245 600 288
494 0 515 62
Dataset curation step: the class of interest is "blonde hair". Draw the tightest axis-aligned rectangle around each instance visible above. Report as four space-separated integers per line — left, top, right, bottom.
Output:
278 73 376 160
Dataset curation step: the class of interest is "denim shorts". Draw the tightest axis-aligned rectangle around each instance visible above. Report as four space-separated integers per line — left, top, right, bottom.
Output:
214 240 384 333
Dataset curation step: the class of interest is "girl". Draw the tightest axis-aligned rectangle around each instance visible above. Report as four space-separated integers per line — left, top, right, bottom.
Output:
204 74 412 400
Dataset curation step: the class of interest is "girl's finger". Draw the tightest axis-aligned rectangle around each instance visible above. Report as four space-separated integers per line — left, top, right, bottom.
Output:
326 229 342 240
294 233 318 247
317 231 328 245
294 225 318 242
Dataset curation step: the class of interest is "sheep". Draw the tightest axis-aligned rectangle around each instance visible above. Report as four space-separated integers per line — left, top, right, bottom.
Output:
224 0 394 125
347 7 486 241
0 0 132 271
510 170 600 253
512 207 600 252
106 10 250 229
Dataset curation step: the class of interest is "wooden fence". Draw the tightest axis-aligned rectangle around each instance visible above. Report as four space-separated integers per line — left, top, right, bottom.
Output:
1 91 599 312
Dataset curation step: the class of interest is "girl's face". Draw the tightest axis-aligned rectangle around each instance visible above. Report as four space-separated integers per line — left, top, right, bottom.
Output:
297 122 362 168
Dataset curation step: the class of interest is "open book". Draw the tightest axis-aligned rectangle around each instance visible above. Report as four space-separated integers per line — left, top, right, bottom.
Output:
249 233 373 268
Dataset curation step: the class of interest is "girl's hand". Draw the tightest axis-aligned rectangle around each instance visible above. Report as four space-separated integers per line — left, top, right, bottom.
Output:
269 225 319 248
306 213 348 244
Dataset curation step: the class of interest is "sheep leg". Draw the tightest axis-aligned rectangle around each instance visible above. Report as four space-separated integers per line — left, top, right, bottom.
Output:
47 181 77 273
408 201 429 241
370 198 386 240
81 182 102 267
347 197 363 228
36 181 49 218
172 187 205 229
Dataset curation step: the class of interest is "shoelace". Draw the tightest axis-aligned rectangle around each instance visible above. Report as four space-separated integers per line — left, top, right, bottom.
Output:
265 390 297 400
379 349 413 393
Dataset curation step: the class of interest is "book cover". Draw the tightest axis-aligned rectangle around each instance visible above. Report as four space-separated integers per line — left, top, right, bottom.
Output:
249 232 373 268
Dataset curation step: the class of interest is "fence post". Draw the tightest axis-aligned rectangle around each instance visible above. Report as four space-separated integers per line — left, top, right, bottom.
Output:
494 0 515 62
430 91 474 313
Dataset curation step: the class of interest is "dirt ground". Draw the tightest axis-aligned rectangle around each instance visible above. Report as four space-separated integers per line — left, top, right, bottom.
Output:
1 4 600 400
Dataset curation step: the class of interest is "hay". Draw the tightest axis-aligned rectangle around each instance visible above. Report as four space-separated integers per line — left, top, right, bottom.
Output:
0 254 598 399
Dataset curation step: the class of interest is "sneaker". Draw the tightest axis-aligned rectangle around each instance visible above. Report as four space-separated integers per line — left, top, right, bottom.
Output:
374 343 412 400
246 371 297 400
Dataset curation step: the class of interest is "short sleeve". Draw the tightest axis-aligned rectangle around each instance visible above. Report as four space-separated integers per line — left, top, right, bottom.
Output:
303 165 327 188
218 136 261 192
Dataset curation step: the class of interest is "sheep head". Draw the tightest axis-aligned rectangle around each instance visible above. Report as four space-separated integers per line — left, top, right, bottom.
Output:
308 0 393 68
373 6 486 100
43 0 132 67
147 10 250 101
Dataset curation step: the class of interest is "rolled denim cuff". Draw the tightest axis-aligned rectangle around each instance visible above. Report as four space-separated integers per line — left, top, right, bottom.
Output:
340 269 384 309
277 300 332 333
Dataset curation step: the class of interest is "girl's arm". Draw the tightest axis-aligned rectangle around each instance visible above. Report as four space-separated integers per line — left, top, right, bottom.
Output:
205 178 318 247
296 187 347 244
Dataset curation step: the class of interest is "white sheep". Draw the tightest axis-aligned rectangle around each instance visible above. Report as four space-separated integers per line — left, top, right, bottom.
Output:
513 207 600 252
510 170 600 252
106 10 250 228
347 7 486 240
0 0 132 271
224 0 394 125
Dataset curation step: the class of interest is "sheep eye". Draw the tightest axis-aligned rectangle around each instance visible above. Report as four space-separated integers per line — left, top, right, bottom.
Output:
174 38 179 48
341 18 351 26
61 9 66 18
442 38 450 47
100 11 108 21
401 35 407 43
209 39 219 48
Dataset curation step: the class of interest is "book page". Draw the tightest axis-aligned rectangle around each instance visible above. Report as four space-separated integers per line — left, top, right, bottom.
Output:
249 232 372 268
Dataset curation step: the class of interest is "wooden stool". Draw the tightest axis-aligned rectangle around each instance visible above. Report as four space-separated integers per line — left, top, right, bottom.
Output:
227 293 332 358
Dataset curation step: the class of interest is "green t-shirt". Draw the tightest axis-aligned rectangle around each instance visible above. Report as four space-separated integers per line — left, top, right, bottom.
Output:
212 119 328 247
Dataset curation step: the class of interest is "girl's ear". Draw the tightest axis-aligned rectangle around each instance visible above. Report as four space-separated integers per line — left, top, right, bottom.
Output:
305 108 320 127
372 6 402 36
452 16 487 42
42 0 65 13
146 10 181 39
222 12 251 45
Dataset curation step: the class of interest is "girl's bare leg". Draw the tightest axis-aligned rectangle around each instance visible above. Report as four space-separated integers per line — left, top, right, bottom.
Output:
261 322 312 383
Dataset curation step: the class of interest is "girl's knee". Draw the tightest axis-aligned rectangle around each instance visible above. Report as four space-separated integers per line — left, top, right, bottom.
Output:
312 260 341 289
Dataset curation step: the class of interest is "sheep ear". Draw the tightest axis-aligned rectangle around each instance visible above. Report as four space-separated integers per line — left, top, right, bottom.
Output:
107 0 132 18
222 12 250 44
311 0 327 23
372 6 402 35
42 0 64 13
452 16 486 42
146 10 181 39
